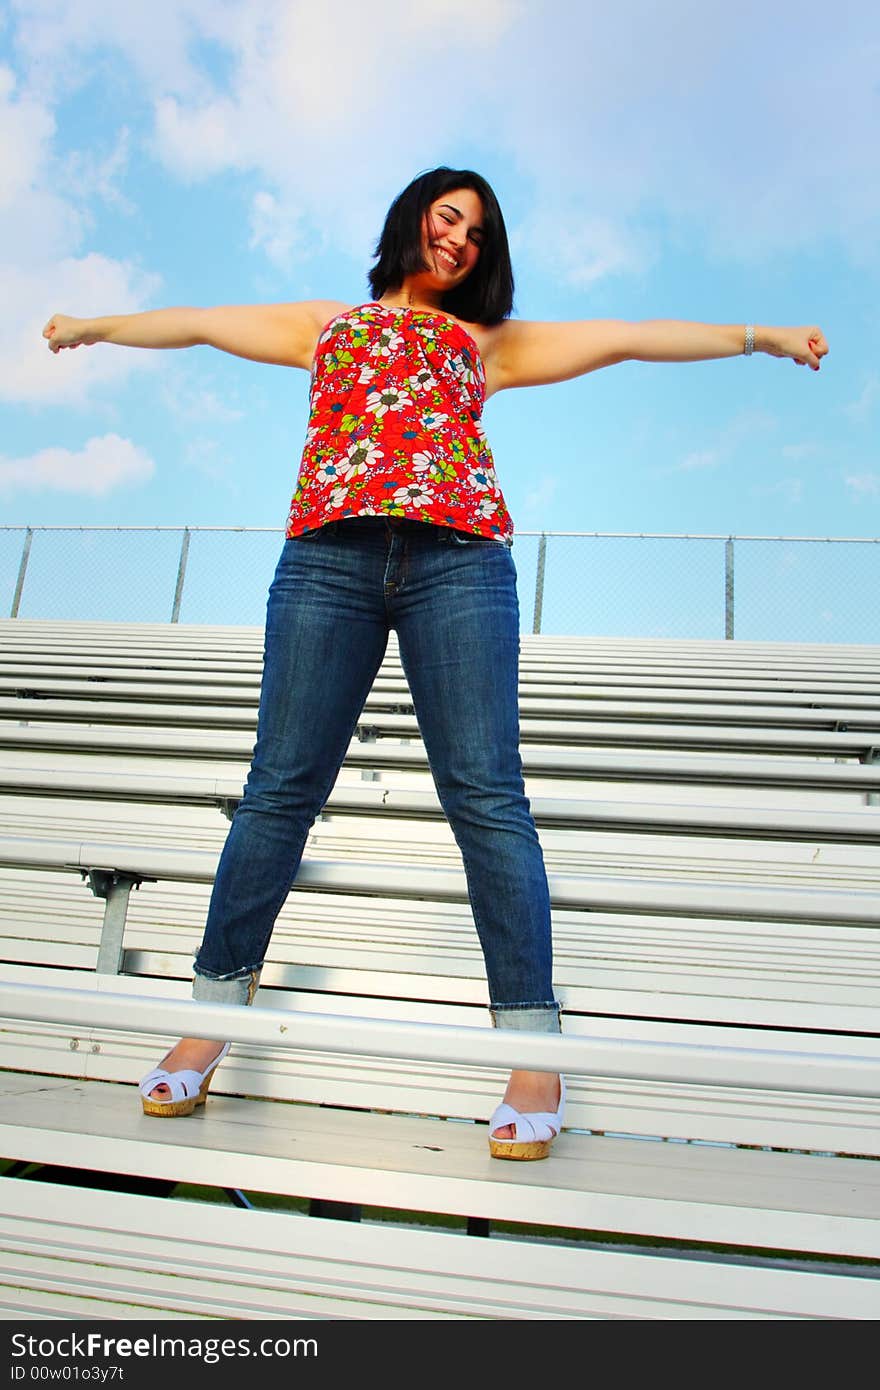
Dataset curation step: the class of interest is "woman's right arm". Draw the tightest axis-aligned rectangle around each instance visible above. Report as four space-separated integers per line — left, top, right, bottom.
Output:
42 299 350 369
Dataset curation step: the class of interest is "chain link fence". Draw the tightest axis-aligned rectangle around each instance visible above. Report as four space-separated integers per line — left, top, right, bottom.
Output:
2 525 878 642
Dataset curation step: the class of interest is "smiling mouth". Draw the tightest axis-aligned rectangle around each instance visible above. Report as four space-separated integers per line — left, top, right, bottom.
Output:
433 246 459 270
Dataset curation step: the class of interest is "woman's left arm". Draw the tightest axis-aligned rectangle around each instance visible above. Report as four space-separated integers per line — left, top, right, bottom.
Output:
483 319 829 394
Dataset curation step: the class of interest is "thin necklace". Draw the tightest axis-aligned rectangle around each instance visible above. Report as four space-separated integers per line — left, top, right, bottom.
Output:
381 288 441 312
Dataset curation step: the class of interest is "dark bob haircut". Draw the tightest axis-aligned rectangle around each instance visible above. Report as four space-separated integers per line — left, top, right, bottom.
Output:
367 167 514 326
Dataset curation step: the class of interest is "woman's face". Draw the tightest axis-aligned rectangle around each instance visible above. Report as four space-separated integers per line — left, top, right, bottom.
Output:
420 187 485 287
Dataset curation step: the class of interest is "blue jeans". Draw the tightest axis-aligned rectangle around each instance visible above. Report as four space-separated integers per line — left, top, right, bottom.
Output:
193 517 561 1034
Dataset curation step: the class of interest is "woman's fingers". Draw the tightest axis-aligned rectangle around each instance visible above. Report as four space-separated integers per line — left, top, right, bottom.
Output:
43 316 66 352
806 328 828 371
765 326 827 370
788 328 825 371
42 313 82 352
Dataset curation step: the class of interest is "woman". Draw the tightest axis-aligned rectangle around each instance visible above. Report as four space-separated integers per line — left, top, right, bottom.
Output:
43 165 828 1161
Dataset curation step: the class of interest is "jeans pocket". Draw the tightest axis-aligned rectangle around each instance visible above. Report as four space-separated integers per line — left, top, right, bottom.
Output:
449 529 500 547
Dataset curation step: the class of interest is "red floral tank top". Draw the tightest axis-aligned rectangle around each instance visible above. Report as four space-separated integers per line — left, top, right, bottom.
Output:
285 302 513 542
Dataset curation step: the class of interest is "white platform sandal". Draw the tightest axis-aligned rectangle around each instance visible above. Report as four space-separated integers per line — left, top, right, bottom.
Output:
488 1077 566 1161
138 1042 230 1118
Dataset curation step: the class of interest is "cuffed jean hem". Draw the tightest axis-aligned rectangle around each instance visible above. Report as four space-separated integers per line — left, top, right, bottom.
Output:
490 1002 562 1034
192 967 262 1007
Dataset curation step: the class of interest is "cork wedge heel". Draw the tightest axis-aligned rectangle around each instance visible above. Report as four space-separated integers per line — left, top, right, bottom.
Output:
488 1077 566 1161
139 1042 231 1118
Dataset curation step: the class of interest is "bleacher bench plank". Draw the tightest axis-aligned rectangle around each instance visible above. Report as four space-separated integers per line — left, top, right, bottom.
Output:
4 726 880 796
4 1177 877 1320
4 971 880 1156
2 1070 879 1263
2 621 880 1319
5 764 880 843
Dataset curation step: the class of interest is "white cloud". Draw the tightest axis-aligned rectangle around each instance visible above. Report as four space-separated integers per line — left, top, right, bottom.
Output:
0 64 52 203
183 437 241 489
140 1 523 261
0 434 155 496
154 92 247 180
5 0 878 319
676 449 720 473
248 190 306 270
845 473 880 498
0 65 83 265
160 371 245 423
512 210 651 288
5 0 880 300
753 478 804 504
659 408 780 476
522 475 559 514
781 444 821 461
0 254 162 405
60 126 135 214
8 0 227 99
492 2 880 266
0 65 162 404
843 374 880 423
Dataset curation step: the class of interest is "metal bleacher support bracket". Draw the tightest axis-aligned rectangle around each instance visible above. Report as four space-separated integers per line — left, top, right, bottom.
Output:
82 868 153 975
864 747 880 807
357 723 382 782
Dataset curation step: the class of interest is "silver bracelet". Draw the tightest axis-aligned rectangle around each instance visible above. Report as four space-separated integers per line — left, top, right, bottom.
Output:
744 323 755 356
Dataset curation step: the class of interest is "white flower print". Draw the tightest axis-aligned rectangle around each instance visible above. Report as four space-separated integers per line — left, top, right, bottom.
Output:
448 352 476 384
366 387 412 417
407 368 438 393
317 319 347 348
316 461 343 486
372 329 405 357
326 484 351 510
288 307 512 545
339 460 366 480
468 466 497 492
341 440 384 477
393 482 434 507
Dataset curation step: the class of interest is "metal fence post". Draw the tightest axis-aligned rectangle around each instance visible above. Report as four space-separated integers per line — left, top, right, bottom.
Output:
10 528 33 618
533 532 547 634
724 537 735 640
5 526 880 638
171 527 191 623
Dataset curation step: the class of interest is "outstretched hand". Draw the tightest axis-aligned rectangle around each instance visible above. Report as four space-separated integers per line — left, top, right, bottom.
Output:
42 314 94 353
762 326 829 371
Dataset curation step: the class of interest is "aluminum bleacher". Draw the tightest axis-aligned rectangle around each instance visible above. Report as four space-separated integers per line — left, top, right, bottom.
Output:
0 618 879 1319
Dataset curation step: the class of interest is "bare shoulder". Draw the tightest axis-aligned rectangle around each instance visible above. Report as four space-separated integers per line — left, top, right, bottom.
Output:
478 317 536 356
466 318 524 398
474 316 628 394
263 299 353 369
302 299 355 333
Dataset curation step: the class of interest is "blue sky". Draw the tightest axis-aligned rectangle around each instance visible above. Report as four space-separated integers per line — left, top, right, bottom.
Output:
1 0 878 553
